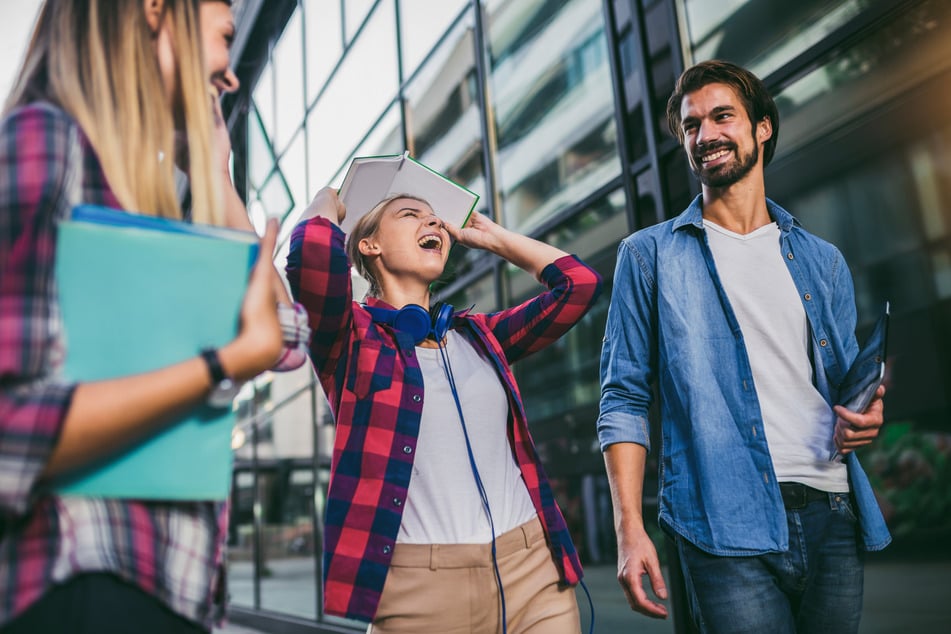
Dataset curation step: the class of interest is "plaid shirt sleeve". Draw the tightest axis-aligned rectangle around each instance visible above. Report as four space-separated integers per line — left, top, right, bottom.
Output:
482 254 602 364
0 106 78 518
269 301 311 372
284 217 354 404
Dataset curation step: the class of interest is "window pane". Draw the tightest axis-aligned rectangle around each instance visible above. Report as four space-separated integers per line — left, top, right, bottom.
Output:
488 0 621 233
247 197 267 234
679 0 864 78
279 129 308 222
404 8 484 204
399 0 467 78
273 8 305 153
306 1 398 189
505 190 628 422
304 0 342 106
345 0 376 42
253 62 275 144
258 170 294 222
248 105 276 190
327 101 405 191
443 271 497 314
617 28 648 162
351 102 404 161
643 1 677 142
774 0 951 160
635 169 660 229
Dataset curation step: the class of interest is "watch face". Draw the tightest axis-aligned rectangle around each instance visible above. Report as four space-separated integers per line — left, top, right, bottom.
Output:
208 378 241 409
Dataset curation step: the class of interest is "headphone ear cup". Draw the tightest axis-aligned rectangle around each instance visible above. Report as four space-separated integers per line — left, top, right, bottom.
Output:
430 302 454 341
392 305 432 344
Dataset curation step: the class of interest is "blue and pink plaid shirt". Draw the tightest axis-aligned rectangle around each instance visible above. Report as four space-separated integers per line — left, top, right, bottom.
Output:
0 103 308 629
286 215 602 622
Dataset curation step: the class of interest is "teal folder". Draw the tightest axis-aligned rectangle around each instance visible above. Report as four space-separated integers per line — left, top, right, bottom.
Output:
52 205 257 500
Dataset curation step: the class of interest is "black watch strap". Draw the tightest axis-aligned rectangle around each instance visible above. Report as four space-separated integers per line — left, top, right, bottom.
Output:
200 347 228 384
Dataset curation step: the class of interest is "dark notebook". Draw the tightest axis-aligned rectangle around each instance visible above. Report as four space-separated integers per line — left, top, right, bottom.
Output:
830 301 890 461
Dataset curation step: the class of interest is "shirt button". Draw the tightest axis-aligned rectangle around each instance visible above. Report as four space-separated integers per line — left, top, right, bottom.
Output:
804 293 812 301
819 339 828 347
787 252 794 260
382 545 392 554
403 445 413 454
393 497 402 506
412 394 421 402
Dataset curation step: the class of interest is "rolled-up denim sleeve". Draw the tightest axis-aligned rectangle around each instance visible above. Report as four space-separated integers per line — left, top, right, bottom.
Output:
597 238 656 452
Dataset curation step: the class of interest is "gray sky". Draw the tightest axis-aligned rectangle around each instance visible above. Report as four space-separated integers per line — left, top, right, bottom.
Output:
0 2 42 100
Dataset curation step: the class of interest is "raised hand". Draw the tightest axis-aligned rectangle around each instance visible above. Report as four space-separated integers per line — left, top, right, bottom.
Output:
303 187 347 225
221 219 283 381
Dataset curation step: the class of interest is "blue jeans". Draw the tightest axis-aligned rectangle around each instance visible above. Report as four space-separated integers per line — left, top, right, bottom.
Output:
675 491 864 634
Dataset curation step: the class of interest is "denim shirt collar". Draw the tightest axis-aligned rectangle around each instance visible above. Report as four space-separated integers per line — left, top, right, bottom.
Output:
671 194 802 234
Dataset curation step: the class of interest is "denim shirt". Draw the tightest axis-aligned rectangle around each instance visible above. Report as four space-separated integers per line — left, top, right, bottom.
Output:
597 195 891 555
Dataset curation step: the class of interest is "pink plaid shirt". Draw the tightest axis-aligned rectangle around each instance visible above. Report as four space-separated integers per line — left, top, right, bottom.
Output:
0 103 305 629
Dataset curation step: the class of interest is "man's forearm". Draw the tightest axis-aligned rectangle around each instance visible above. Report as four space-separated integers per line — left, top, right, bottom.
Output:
604 441 650 533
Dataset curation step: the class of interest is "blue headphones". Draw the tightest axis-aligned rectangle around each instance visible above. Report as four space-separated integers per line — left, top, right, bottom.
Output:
364 302 454 344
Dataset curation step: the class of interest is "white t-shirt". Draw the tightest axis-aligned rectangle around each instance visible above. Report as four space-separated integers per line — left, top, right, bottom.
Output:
397 330 538 544
703 219 848 492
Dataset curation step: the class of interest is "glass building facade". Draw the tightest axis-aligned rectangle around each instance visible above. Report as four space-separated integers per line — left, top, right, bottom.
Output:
222 0 951 631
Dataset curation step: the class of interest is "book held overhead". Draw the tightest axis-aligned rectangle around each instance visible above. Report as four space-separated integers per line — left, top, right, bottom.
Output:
337 151 479 234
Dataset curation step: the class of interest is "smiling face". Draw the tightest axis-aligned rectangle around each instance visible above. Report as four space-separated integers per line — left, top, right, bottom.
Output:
358 197 451 297
679 82 772 189
201 1 239 95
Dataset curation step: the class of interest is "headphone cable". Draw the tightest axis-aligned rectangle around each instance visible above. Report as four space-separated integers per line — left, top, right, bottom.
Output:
438 341 508 634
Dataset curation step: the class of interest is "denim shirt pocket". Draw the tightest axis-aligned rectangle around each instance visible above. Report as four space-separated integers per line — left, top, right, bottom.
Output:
346 339 396 398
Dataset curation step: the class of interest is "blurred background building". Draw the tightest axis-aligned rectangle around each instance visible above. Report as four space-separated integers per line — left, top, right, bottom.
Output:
216 0 951 631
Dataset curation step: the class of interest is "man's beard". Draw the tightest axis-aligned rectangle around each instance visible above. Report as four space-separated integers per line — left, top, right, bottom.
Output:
691 137 759 188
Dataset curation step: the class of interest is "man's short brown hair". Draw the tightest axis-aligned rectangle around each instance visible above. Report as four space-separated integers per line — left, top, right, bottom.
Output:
666 60 780 166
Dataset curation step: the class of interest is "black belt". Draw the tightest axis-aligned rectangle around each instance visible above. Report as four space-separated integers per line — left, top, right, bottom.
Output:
779 482 830 509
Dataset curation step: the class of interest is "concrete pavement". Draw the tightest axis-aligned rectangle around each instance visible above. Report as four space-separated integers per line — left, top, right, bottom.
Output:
216 558 951 633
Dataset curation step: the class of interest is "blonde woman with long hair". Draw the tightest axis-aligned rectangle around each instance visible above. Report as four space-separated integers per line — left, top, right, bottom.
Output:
0 1 285 631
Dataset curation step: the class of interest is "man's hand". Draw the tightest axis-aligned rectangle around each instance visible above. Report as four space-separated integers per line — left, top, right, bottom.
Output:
616 524 669 619
833 384 886 455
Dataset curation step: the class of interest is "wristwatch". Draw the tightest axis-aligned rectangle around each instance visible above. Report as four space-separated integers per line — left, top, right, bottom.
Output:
200 347 241 408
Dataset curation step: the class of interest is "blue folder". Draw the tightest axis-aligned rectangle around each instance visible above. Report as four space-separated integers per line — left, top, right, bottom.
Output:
52 205 258 500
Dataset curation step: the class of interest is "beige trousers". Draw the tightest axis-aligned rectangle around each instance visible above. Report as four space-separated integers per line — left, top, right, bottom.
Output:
367 517 581 634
